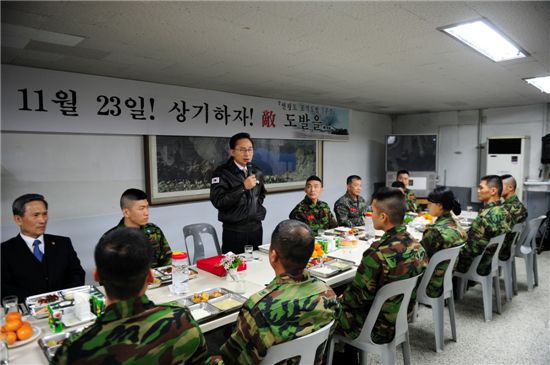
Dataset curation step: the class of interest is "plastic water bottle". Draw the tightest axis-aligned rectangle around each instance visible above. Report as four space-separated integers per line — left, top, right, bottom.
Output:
171 252 189 295
364 212 375 239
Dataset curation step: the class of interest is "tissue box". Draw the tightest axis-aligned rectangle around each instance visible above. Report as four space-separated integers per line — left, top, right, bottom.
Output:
196 255 247 277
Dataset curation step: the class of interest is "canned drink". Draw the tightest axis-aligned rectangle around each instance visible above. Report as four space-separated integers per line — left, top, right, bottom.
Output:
47 305 64 333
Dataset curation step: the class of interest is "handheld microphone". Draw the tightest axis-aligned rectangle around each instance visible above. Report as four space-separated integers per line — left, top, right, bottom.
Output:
246 162 253 177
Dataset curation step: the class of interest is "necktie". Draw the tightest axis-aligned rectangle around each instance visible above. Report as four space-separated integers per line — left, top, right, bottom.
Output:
242 168 247 178
33 240 44 262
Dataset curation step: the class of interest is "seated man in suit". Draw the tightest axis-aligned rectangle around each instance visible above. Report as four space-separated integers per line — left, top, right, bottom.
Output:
1 194 85 301
103 188 172 268
336 187 427 345
289 175 338 235
53 227 216 365
220 219 340 365
334 175 368 227
456 175 513 275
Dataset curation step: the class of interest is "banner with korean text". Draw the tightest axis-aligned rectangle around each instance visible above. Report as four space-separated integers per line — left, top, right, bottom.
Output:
2 65 349 141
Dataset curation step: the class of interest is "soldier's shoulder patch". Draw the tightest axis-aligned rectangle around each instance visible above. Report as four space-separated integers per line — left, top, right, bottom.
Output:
211 177 220 184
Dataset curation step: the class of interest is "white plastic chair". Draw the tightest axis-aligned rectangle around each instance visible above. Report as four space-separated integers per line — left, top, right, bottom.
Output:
498 223 525 301
454 233 506 322
512 215 546 293
414 244 464 352
327 274 423 365
182 223 222 264
259 320 335 365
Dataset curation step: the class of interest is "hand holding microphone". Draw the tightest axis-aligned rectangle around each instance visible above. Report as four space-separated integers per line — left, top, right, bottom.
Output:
243 162 256 190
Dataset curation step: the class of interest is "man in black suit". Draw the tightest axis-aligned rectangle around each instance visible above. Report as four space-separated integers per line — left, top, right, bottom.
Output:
1 194 85 301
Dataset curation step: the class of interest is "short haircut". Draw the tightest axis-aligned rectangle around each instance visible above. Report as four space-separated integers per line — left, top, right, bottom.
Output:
12 194 48 216
346 175 362 185
427 186 462 215
306 175 323 186
481 175 503 197
120 188 148 209
371 187 406 225
270 220 314 276
397 170 410 177
391 181 406 189
500 174 517 191
229 132 253 149
95 227 153 300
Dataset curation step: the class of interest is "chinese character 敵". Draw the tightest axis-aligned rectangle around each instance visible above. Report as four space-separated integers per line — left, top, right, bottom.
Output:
261 110 276 128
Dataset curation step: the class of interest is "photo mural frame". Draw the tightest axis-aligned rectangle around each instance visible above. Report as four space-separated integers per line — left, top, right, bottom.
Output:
145 135 323 205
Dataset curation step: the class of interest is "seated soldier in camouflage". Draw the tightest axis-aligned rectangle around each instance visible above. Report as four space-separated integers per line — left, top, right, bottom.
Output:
396 169 418 212
456 175 513 275
103 188 172 268
337 187 428 343
420 187 467 298
220 219 340 365
289 175 338 235
53 228 216 365
334 175 368 227
499 174 528 261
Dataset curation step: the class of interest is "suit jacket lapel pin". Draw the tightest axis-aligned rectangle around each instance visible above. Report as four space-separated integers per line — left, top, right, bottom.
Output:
51 241 55 245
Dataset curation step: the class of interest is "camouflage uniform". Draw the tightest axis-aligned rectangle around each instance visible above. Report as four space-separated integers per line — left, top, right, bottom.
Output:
220 271 339 365
337 225 427 343
52 295 216 365
456 200 513 275
334 192 368 227
420 213 467 298
289 196 338 235
403 188 418 212
499 194 528 260
104 218 172 268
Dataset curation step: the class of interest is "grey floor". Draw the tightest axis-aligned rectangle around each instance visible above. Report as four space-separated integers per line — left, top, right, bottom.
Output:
403 251 550 365
206 252 550 364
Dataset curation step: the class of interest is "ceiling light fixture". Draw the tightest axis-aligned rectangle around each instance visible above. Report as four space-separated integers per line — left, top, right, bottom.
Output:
439 18 528 62
524 76 550 94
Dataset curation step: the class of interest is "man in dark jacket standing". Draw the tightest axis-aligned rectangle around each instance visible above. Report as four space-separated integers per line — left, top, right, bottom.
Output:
210 133 267 254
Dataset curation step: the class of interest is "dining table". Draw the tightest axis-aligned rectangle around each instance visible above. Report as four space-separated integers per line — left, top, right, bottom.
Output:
6 218 467 364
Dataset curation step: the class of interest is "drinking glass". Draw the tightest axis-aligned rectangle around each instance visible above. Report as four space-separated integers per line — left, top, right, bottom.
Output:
2 296 18 313
244 245 254 261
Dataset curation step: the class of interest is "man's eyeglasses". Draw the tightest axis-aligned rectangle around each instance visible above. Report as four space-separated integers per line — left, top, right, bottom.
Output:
235 148 253 153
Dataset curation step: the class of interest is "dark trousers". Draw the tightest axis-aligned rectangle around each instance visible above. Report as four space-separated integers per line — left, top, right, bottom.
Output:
222 227 263 254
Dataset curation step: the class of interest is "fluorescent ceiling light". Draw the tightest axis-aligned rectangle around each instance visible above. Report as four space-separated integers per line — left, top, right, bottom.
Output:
439 18 528 62
524 76 550 94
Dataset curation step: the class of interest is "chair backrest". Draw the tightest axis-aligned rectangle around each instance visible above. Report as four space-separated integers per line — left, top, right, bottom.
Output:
259 320 335 365
417 244 464 301
182 223 222 264
517 216 547 251
357 274 423 344
466 233 506 276
507 222 526 252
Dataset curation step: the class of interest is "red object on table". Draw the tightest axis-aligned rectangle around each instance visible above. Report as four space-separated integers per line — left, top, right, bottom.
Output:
196 255 247 277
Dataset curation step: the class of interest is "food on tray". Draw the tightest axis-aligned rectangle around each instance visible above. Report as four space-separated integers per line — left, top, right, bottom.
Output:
310 266 337 275
35 307 49 316
210 290 224 298
330 262 350 269
158 266 172 274
192 292 210 303
1 312 34 345
307 257 334 268
190 308 211 321
37 294 60 305
212 298 242 311
339 237 358 247
46 339 64 348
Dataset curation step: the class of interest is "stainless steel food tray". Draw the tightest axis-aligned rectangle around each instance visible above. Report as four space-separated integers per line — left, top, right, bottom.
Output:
37 331 74 361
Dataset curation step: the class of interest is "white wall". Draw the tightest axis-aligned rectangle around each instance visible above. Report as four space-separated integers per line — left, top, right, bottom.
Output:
392 104 549 189
1 111 391 284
